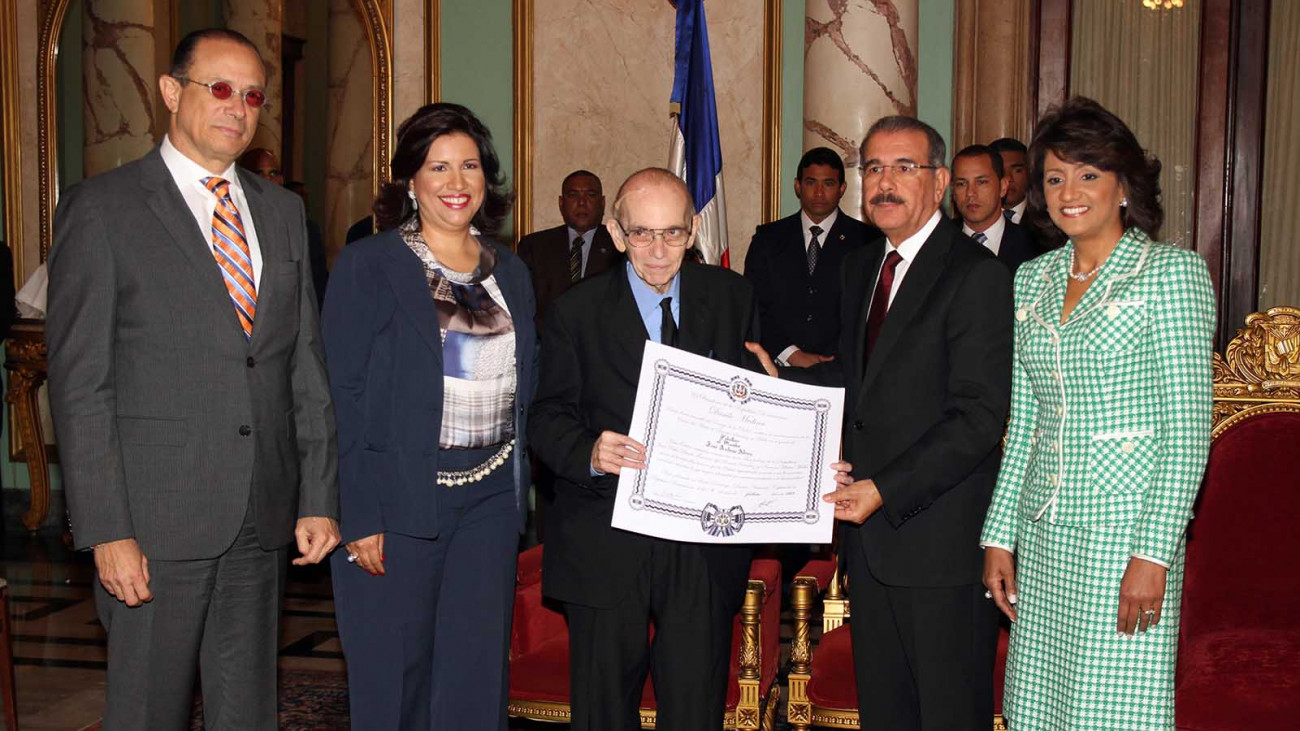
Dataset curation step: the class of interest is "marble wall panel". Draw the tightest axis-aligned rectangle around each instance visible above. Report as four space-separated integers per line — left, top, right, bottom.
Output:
81 0 156 178
804 0 918 223
531 0 764 271
324 0 374 260
224 0 283 155
392 0 428 124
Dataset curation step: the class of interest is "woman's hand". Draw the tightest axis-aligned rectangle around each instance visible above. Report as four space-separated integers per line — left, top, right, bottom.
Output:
1117 557 1167 635
345 533 386 576
983 547 1018 622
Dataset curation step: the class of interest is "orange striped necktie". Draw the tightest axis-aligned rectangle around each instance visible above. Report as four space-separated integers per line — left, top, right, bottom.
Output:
203 176 257 339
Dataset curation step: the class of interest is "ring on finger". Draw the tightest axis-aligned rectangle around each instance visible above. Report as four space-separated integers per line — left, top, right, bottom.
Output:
346 552 360 563
983 590 993 599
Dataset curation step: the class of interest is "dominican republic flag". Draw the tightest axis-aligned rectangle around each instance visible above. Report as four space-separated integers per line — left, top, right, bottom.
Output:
668 0 729 268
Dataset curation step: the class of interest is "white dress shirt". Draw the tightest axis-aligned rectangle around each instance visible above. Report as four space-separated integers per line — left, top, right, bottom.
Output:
871 210 943 310
962 213 1007 257
800 208 839 250
1006 198 1027 225
160 135 264 288
567 226 598 277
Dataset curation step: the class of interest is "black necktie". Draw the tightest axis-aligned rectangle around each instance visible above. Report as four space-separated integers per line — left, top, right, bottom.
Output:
569 235 583 282
807 225 822 275
659 297 678 347
972 231 988 246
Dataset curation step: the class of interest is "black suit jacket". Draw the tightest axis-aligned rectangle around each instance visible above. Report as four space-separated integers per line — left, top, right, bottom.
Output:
794 217 1013 586
530 262 757 609
744 211 880 358
517 224 620 332
995 220 1038 273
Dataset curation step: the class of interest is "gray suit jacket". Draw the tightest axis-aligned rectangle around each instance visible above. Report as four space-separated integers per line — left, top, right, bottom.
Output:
47 147 338 560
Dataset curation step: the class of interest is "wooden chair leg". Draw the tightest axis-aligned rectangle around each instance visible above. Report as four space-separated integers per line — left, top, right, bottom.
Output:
0 582 17 731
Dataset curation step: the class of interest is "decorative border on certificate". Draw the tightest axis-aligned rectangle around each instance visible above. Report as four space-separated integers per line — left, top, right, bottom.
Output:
627 358 831 537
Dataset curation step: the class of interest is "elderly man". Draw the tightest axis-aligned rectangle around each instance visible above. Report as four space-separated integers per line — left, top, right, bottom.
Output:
47 28 338 730
754 117 1013 730
951 144 1038 272
530 168 758 730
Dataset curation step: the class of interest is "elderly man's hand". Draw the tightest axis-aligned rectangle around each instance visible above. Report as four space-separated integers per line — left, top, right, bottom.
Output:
744 342 779 378
591 431 647 475
786 350 834 368
822 478 884 524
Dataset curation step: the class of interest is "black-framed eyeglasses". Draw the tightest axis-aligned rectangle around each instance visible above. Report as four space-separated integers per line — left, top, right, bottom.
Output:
173 76 270 110
862 163 939 179
615 221 692 248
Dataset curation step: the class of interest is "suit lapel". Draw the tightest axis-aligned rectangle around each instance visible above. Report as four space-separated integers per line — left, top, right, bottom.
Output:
859 223 952 401
237 170 284 344
588 227 621 276
377 233 444 358
139 150 249 338
607 265 652 373
850 242 885 383
677 263 712 358
1061 229 1148 329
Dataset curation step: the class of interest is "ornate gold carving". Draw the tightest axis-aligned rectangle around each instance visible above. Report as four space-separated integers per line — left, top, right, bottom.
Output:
5 321 51 531
426 0 440 103
0 0 23 283
761 0 782 225
512 0 533 244
350 0 394 198
1212 307 1300 431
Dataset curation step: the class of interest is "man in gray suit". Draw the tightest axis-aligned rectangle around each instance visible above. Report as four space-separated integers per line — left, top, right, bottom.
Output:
46 28 339 730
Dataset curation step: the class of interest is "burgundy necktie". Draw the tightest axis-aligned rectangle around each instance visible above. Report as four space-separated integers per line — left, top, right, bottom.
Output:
864 250 903 361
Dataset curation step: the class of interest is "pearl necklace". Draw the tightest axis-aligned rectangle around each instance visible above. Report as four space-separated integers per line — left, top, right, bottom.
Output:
1067 249 1101 282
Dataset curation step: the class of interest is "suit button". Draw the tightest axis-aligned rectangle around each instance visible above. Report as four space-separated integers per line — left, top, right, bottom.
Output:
853 420 864 431
246 356 256 368
808 287 816 295
239 425 252 436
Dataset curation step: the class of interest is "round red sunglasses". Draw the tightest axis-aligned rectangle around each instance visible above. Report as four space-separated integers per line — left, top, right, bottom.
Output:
173 76 269 109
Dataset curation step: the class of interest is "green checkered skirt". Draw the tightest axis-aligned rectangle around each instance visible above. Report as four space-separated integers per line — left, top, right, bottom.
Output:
1003 519 1184 730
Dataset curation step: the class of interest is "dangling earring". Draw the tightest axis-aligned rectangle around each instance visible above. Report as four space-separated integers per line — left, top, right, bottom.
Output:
1120 197 1129 208
408 188 419 211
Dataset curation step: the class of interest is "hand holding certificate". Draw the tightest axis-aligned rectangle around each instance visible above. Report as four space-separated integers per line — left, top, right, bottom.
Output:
611 341 846 544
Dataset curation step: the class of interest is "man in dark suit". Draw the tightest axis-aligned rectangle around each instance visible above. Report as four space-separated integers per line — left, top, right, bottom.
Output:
990 137 1030 225
46 29 339 730
530 168 757 731
517 169 620 331
744 147 881 368
754 117 1013 730
951 144 1038 272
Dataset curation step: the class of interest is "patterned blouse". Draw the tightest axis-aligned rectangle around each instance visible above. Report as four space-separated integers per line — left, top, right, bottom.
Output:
400 219 518 451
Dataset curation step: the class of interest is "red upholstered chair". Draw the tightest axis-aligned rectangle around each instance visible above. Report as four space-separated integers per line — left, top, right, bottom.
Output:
507 545 782 729
1176 307 1300 731
786 558 1010 731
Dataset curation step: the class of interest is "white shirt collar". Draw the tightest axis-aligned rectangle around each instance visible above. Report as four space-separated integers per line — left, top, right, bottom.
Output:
800 209 839 249
962 213 1006 255
886 210 943 263
160 135 241 192
566 226 597 246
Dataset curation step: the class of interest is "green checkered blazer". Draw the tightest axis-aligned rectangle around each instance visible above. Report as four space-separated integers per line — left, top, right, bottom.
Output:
980 228 1216 566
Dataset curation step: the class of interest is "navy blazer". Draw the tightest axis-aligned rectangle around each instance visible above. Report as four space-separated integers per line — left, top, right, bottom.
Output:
322 228 538 544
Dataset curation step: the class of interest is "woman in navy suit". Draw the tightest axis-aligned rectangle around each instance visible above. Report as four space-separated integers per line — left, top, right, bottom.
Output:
323 103 535 730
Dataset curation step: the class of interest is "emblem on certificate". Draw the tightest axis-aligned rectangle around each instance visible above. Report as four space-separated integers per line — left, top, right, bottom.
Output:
612 342 845 544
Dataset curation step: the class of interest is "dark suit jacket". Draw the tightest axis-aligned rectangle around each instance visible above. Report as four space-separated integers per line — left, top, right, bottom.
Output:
744 211 880 358
995 220 1038 273
322 229 537 543
531 261 756 609
47 148 338 558
794 217 1013 586
516 224 620 332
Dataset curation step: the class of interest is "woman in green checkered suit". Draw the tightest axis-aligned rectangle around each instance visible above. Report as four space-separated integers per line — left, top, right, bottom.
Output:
979 97 1216 730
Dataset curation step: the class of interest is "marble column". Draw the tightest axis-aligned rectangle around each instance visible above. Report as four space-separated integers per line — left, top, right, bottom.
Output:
324 0 374 261
803 0 918 222
82 0 156 178
952 0 1034 150
224 0 283 156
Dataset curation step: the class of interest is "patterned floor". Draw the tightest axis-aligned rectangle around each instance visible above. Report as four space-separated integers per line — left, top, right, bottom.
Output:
1 526 807 730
